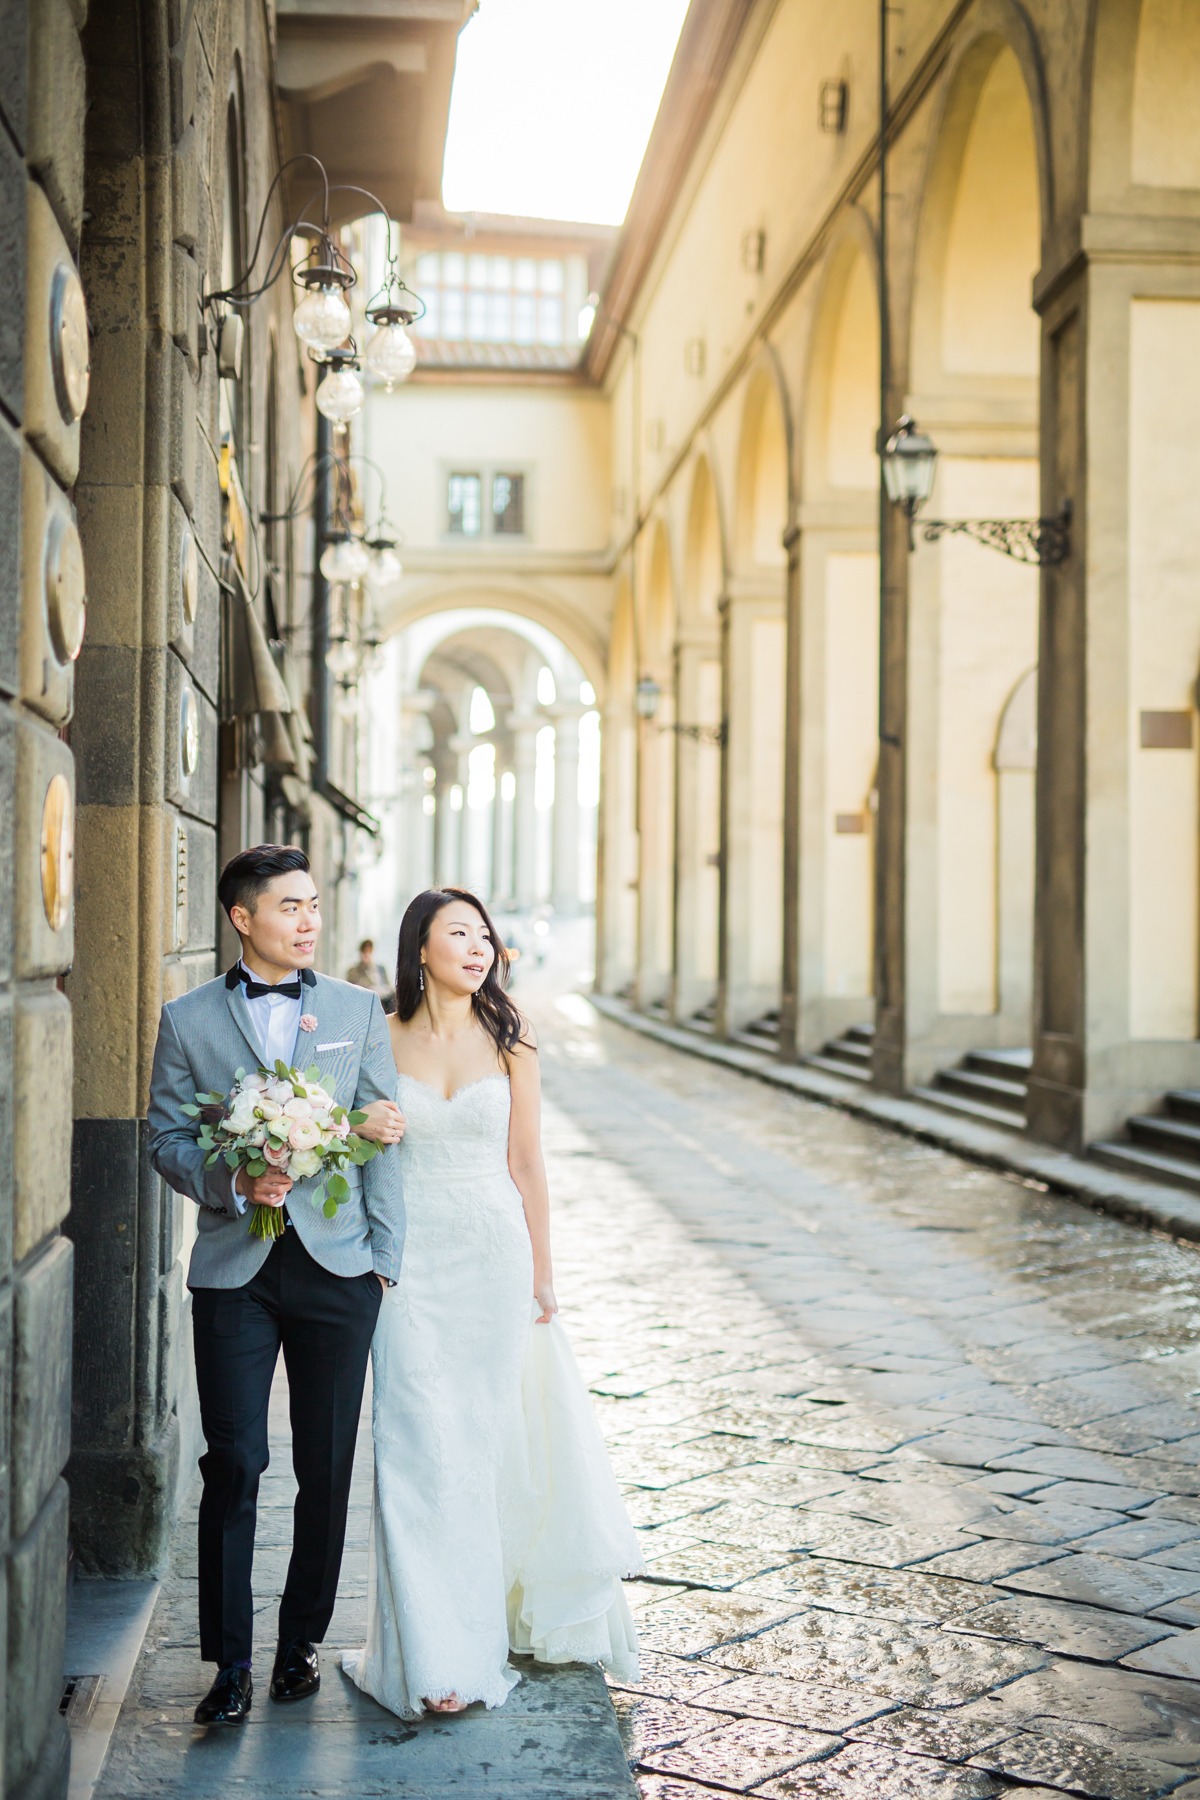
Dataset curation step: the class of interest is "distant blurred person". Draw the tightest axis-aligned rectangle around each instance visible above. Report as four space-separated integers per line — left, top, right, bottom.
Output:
346 938 395 1013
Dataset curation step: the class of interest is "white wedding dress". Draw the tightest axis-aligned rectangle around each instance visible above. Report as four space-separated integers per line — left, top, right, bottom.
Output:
342 1072 643 1718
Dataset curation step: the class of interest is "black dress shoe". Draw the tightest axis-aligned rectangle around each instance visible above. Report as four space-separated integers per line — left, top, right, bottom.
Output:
194 1665 252 1725
270 1638 320 1702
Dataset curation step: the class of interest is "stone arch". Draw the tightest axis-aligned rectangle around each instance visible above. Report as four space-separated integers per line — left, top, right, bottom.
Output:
802 222 881 497
907 22 1044 1036
1089 0 1200 207
734 353 792 570
911 30 1045 393
382 578 607 703
682 454 725 623
644 517 675 674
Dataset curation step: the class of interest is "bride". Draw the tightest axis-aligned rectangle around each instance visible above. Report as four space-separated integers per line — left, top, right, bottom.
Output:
343 887 643 1718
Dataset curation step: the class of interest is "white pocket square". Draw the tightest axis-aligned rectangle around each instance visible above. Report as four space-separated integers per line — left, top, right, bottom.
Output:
316 1039 354 1051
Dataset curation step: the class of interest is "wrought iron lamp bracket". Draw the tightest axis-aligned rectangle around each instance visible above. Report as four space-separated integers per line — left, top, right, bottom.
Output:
919 500 1072 567
653 720 727 747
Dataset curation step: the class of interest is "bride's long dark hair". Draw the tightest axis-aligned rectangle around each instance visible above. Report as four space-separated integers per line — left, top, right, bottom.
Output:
393 888 525 1058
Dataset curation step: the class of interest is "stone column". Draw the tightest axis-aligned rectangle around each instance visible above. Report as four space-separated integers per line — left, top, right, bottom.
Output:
672 634 722 1023
490 761 510 905
549 703 586 917
717 582 786 1036
1029 242 1200 1149
509 713 540 909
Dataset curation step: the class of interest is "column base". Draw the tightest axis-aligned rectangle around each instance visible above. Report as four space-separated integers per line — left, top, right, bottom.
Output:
10 1714 69 1800
67 1421 184 1578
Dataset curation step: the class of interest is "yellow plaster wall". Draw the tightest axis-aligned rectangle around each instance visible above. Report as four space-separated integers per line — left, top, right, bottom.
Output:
826 256 879 491
824 552 878 997
942 52 1040 379
1132 0 1200 189
934 456 1039 1016
366 383 611 554
1128 297 1200 1039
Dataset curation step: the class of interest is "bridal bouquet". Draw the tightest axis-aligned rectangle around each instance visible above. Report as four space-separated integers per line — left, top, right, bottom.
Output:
183 1061 381 1240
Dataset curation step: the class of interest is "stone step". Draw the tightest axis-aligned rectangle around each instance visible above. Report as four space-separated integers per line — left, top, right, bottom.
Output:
823 1037 872 1068
1127 1113 1200 1164
804 1051 872 1084
1166 1089 1200 1126
911 1085 1027 1132
963 1047 1033 1085
845 1023 875 1046
1091 1140 1200 1196
935 1067 1028 1114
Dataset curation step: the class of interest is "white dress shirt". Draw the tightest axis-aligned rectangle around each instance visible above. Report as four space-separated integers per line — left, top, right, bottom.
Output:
231 959 304 1212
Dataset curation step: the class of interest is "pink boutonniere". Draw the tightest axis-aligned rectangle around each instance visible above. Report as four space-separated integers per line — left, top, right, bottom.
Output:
299 1014 318 1033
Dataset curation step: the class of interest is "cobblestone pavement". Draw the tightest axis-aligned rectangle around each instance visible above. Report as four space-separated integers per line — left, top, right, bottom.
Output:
93 957 1200 1799
536 990 1200 1800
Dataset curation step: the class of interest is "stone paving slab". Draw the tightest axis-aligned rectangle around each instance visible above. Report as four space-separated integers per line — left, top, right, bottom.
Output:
541 994 1200 1796
89 975 1200 1799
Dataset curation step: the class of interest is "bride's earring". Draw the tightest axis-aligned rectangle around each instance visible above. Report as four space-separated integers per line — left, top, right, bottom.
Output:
419 965 425 993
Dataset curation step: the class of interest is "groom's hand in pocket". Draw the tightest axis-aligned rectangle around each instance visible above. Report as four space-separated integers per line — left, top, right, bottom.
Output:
236 1170 293 1208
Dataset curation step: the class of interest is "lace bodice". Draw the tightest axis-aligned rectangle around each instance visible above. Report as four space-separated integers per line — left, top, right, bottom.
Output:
395 1072 515 1187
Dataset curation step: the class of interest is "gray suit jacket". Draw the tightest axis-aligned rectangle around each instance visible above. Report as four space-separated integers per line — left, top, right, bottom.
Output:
148 969 404 1291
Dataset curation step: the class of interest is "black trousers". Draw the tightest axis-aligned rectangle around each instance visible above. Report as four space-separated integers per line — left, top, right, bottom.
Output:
191 1226 382 1667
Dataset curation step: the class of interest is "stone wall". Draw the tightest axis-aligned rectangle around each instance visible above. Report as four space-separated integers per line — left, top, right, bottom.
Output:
65 0 324 1578
0 0 86 1789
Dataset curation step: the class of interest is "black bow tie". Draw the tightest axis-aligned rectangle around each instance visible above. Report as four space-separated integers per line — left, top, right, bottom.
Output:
228 964 315 1002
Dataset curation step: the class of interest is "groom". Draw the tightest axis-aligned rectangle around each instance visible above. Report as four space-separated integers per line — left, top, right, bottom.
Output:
148 844 404 1726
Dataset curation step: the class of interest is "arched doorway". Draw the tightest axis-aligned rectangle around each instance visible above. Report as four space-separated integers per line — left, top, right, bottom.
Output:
907 37 1042 1058
794 236 880 1054
638 522 676 1008
724 364 790 1038
674 456 724 1025
358 607 600 970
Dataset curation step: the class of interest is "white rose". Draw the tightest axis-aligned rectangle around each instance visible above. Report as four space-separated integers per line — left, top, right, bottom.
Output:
312 1113 335 1139
283 1097 314 1121
247 1124 268 1147
265 1080 294 1105
225 1095 260 1135
289 1147 322 1179
257 1098 283 1121
242 1072 270 1092
306 1087 332 1110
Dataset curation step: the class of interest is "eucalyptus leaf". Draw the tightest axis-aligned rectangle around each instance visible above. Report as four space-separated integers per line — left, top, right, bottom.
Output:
180 1102 200 1118
326 1174 349 1200
322 1197 338 1219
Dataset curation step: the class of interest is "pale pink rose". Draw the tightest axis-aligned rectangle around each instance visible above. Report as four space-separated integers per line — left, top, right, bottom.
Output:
283 1097 313 1121
263 1143 290 1169
288 1119 321 1152
299 1014 318 1034
256 1098 282 1121
265 1080 294 1105
242 1072 270 1092
332 1116 351 1139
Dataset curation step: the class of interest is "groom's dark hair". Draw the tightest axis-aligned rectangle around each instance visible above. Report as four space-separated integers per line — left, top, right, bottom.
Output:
218 844 310 921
